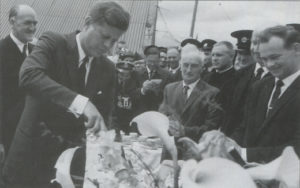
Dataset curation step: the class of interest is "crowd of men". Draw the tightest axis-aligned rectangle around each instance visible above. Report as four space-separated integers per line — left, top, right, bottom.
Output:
0 1 299 188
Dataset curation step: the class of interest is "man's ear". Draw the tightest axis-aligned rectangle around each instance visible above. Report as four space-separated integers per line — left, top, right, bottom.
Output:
83 16 93 28
293 42 300 55
9 17 15 25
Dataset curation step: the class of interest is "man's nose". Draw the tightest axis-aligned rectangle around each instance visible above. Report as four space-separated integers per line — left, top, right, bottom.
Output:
265 59 276 68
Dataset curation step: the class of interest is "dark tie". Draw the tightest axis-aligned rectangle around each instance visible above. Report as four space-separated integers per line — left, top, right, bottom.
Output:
183 85 190 100
22 44 28 57
78 56 89 94
255 67 264 80
269 80 284 112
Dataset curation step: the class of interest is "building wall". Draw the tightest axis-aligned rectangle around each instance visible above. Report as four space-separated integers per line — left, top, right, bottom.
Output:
0 0 158 54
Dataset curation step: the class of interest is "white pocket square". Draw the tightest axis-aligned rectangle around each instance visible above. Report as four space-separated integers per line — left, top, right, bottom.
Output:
97 91 102 95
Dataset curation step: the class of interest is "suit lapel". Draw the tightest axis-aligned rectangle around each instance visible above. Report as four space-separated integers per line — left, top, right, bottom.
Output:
64 32 81 92
258 76 300 135
182 80 203 114
6 35 24 61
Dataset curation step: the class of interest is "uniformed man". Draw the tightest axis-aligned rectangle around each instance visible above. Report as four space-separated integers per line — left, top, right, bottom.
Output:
119 50 136 63
200 39 217 78
180 38 202 50
231 30 255 71
113 61 140 135
158 47 168 70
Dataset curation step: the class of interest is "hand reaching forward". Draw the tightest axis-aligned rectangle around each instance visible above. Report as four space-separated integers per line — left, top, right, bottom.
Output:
82 101 107 134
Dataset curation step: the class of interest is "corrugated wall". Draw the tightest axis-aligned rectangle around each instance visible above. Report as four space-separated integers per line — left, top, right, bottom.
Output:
0 0 158 54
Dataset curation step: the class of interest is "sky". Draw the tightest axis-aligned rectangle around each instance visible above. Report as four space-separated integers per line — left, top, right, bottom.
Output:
155 1 300 47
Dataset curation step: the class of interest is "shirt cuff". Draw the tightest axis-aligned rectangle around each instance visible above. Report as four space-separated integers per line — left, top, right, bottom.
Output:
68 95 89 118
241 148 247 162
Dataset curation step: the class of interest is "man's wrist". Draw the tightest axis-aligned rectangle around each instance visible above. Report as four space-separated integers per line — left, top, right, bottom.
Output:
241 148 247 162
68 95 89 118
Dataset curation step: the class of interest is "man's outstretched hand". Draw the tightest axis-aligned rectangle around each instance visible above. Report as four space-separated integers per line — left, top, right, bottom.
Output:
82 101 107 134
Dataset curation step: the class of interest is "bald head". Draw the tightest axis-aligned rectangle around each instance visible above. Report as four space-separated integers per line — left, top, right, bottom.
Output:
9 4 37 43
167 48 180 69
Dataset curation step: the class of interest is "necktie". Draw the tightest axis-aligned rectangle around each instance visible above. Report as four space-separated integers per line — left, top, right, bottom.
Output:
183 85 190 99
255 67 264 80
269 80 284 112
78 56 89 94
22 44 28 57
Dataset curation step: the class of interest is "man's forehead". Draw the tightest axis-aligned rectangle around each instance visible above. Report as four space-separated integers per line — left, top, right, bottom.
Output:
212 45 228 53
167 49 179 56
259 36 285 54
181 56 201 64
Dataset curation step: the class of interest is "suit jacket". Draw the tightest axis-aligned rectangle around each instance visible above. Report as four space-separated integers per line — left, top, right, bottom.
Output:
3 31 116 184
170 68 182 82
159 80 222 141
222 64 272 136
203 67 236 90
134 67 172 113
233 76 300 163
0 35 34 151
112 71 141 134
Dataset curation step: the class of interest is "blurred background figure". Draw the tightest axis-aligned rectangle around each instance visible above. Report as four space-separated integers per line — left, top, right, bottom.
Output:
119 50 136 63
135 45 172 113
200 39 217 77
167 47 182 81
0 4 37 159
113 61 140 135
158 47 168 70
108 40 127 63
133 59 146 72
231 30 255 71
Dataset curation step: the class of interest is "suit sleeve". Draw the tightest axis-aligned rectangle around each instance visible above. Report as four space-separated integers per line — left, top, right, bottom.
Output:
158 85 169 114
0 43 3 143
19 32 77 110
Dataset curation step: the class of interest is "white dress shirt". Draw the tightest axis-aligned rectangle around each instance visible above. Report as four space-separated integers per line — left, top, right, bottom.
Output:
10 32 28 55
68 33 94 118
183 79 200 98
169 66 180 74
254 63 269 79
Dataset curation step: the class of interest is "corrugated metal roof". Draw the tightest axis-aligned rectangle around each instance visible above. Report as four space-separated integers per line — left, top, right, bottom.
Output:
0 0 158 55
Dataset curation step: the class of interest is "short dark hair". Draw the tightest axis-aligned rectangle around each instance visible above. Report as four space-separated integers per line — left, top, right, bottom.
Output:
144 45 160 57
88 1 130 31
213 41 235 56
259 25 300 49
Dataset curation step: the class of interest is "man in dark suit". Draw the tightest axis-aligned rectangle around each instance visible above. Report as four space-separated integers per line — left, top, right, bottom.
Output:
2 2 130 187
0 4 37 159
134 45 172 113
230 25 300 163
167 47 182 81
205 41 236 90
222 30 272 135
160 44 222 148
203 41 237 120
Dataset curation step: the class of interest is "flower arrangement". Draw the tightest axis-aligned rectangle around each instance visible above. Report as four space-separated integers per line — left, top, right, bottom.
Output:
84 130 161 188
